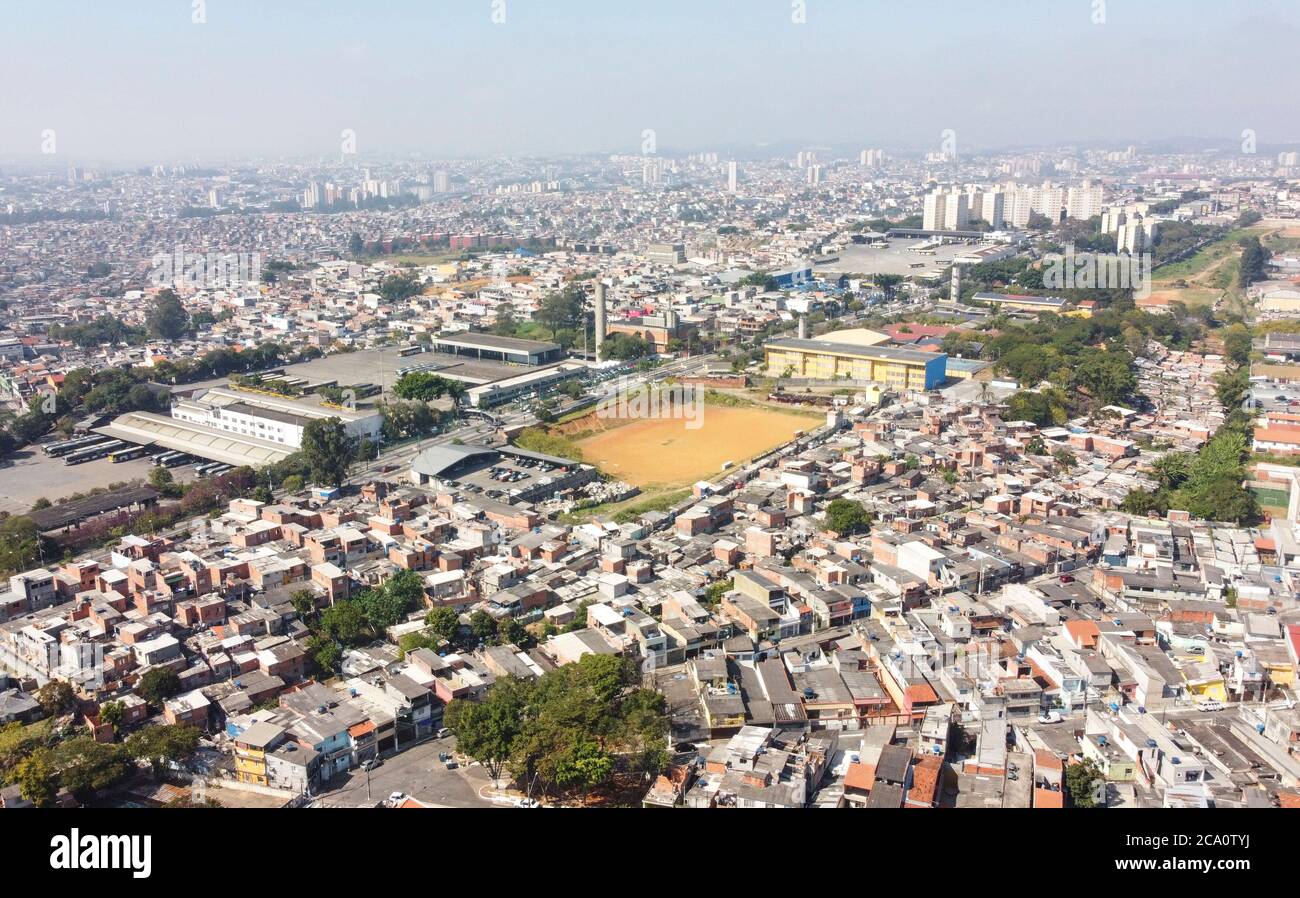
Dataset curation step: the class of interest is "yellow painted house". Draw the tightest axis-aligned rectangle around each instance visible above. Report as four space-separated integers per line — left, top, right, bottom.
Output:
1182 661 1228 702
233 720 285 786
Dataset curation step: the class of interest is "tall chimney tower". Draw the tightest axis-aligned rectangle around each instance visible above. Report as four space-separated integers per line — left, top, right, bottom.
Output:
797 314 808 340
594 282 607 361
950 263 963 304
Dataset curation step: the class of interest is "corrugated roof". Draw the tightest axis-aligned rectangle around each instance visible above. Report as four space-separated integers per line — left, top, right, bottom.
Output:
98 411 295 466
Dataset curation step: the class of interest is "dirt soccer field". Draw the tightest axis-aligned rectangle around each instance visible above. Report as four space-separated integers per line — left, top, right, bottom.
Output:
575 406 812 487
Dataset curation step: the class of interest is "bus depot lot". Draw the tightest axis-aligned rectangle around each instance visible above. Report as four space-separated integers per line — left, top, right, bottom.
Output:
0 449 193 516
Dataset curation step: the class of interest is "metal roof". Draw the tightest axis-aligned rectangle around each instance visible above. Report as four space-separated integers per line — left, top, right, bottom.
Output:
97 411 296 467
29 486 162 531
430 332 561 354
765 338 944 365
410 443 499 478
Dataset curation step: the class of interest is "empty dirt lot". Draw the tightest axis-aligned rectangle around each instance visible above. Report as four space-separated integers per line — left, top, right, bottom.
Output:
574 406 814 487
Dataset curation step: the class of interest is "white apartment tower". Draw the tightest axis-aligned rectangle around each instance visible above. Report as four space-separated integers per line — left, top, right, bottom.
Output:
1066 180 1105 220
980 189 1005 228
923 190 947 231
943 187 969 230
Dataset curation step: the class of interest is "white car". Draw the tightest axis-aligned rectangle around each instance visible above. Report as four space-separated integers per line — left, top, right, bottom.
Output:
388 791 406 805
1037 711 1063 724
1195 700 1224 712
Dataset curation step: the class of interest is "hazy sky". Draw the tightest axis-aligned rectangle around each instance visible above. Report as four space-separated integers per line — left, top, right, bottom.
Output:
3 0 1298 163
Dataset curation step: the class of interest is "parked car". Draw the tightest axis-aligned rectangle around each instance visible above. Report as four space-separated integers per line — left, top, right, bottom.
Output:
1195 699 1224 712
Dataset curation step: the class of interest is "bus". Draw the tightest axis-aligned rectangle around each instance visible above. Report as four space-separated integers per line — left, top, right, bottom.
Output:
45 435 108 457
110 446 150 463
64 440 125 465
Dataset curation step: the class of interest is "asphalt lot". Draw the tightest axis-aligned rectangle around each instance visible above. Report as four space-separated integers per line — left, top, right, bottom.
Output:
310 736 507 808
0 448 195 516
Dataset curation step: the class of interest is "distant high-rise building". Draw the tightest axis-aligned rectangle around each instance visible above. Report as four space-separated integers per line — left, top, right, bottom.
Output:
806 164 822 186
976 188 1005 229
1032 181 1065 219
943 187 969 230
858 148 884 167
923 190 947 231
727 160 738 193
1066 180 1105 220
433 170 450 192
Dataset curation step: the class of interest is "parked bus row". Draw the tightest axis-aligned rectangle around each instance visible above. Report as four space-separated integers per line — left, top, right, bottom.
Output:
64 440 127 465
43 434 112 457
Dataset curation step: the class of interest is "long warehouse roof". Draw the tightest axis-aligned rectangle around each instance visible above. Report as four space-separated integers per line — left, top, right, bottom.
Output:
96 411 296 467
765 338 945 365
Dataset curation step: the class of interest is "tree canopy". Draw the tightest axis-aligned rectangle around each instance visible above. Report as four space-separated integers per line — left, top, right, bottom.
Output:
444 653 667 803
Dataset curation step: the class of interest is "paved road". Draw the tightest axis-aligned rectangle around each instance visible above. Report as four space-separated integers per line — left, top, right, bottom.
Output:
310 736 504 808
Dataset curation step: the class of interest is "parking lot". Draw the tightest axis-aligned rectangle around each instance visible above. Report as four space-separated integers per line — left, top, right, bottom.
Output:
451 453 569 500
0 447 198 516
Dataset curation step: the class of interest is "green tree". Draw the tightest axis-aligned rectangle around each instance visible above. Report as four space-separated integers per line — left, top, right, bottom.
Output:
37 681 77 717
99 700 125 733
306 634 342 673
1065 759 1104 808
148 466 175 491
444 679 528 785
12 747 57 807
320 600 371 645
137 668 182 706
0 515 47 578
52 736 130 795
537 286 584 341
146 289 191 340
823 498 873 536
1220 324 1252 368
300 417 357 488
425 606 461 645
1237 235 1268 287
358 588 407 632
553 739 614 804
469 610 497 644
1150 452 1191 491
290 589 318 618
378 272 423 304
125 724 201 778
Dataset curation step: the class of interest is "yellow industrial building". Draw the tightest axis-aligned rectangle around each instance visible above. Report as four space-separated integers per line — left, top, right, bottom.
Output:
764 337 947 390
